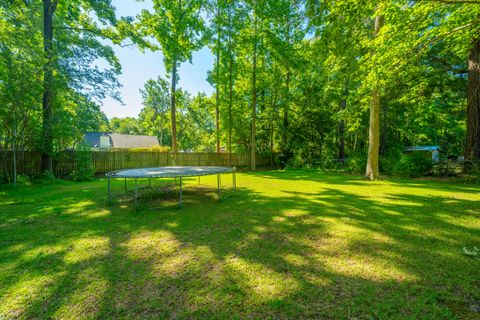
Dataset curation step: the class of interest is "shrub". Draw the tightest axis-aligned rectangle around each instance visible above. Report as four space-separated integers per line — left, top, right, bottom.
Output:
392 153 433 178
288 153 311 168
346 153 367 175
70 144 94 181
0 174 30 186
130 146 171 153
70 167 95 181
15 174 30 185
34 170 59 184
380 150 402 176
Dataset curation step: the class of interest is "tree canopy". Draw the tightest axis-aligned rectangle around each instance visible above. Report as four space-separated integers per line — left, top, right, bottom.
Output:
1 0 480 178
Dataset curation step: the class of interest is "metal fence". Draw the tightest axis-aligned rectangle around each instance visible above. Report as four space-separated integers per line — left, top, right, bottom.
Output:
0 150 270 179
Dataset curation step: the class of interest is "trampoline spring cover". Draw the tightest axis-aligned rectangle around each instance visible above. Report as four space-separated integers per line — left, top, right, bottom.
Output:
106 166 236 179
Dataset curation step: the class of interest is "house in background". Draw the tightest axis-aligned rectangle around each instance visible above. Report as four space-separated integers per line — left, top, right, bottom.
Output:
84 132 160 149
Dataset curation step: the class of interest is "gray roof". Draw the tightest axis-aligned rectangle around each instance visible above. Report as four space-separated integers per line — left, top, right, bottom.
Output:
84 132 159 148
109 133 159 148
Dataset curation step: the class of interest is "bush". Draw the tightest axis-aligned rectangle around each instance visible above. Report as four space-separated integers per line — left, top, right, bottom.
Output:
392 153 433 178
70 167 94 181
346 153 367 175
15 174 30 185
130 146 171 152
0 174 30 186
288 153 312 168
34 170 59 184
380 150 402 176
70 144 94 181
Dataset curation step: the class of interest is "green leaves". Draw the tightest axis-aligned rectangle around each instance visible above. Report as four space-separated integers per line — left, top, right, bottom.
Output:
137 0 207 72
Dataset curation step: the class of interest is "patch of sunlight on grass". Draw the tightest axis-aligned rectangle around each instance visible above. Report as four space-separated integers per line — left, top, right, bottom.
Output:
324 254 418 282
52 267 108 319
166 222 179 228
64 200 97 214
122 231 182 259
1 243 27 255
83 208 111 218
21 244 66 260
272 216 287 223
155 248 198 277
123 231 207 277
281 209 310 217
0 274 61 319
224 255 299 302
63 237 110 264
123 231 183 259
283 253 308 267
252 225 267 232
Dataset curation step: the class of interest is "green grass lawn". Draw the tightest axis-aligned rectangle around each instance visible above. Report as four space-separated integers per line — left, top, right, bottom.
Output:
1 170 479 319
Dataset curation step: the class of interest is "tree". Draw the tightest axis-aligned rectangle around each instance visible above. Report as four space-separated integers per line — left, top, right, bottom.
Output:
138 0 207 153
41 0 55 171
251 8 258 171
365 13 384 180
139 77 170 145
466 37 480 160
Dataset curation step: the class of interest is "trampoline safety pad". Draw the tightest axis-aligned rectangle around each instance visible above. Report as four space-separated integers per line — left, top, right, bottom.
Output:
106 166 236 208
106 166 235 178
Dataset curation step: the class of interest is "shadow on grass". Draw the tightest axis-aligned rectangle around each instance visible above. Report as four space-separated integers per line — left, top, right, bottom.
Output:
0 173 479 319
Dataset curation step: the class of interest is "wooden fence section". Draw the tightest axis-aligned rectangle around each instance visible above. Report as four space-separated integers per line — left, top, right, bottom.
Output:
1 150 268 178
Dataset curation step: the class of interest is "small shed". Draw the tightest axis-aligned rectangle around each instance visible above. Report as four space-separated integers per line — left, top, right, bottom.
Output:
404 146 440 164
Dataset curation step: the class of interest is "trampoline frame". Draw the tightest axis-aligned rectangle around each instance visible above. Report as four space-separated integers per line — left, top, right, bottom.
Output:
106 166 237 208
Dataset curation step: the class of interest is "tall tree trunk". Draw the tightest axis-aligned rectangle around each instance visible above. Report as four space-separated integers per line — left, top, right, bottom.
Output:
282 16 291 156
380 103 388 156
353 132 358 152
338 98 346 160
41 0 56 173
12 107 17 187
155 110 163 146
215 3 221 153
365 14 384 180
466 37 480 160
171 62 178 153
160 119 163 146
226 1 233 166
270 86 278 166
283 69 290 155
228 49 233 166
251 17 257 171
270 120 274 166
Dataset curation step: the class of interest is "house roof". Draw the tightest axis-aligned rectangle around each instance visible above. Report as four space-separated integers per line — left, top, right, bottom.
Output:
84 132 159 148
109 133 159 148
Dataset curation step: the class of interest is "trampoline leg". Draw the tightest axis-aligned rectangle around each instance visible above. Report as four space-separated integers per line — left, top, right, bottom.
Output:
107 177 112 204
179 177 183 208
134 178 138 208
124 178 127 193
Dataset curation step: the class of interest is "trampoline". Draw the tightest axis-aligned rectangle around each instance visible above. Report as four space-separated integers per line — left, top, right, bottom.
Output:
106 166 236 207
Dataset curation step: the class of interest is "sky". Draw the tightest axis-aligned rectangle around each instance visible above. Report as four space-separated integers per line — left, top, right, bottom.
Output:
100 0 215 119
